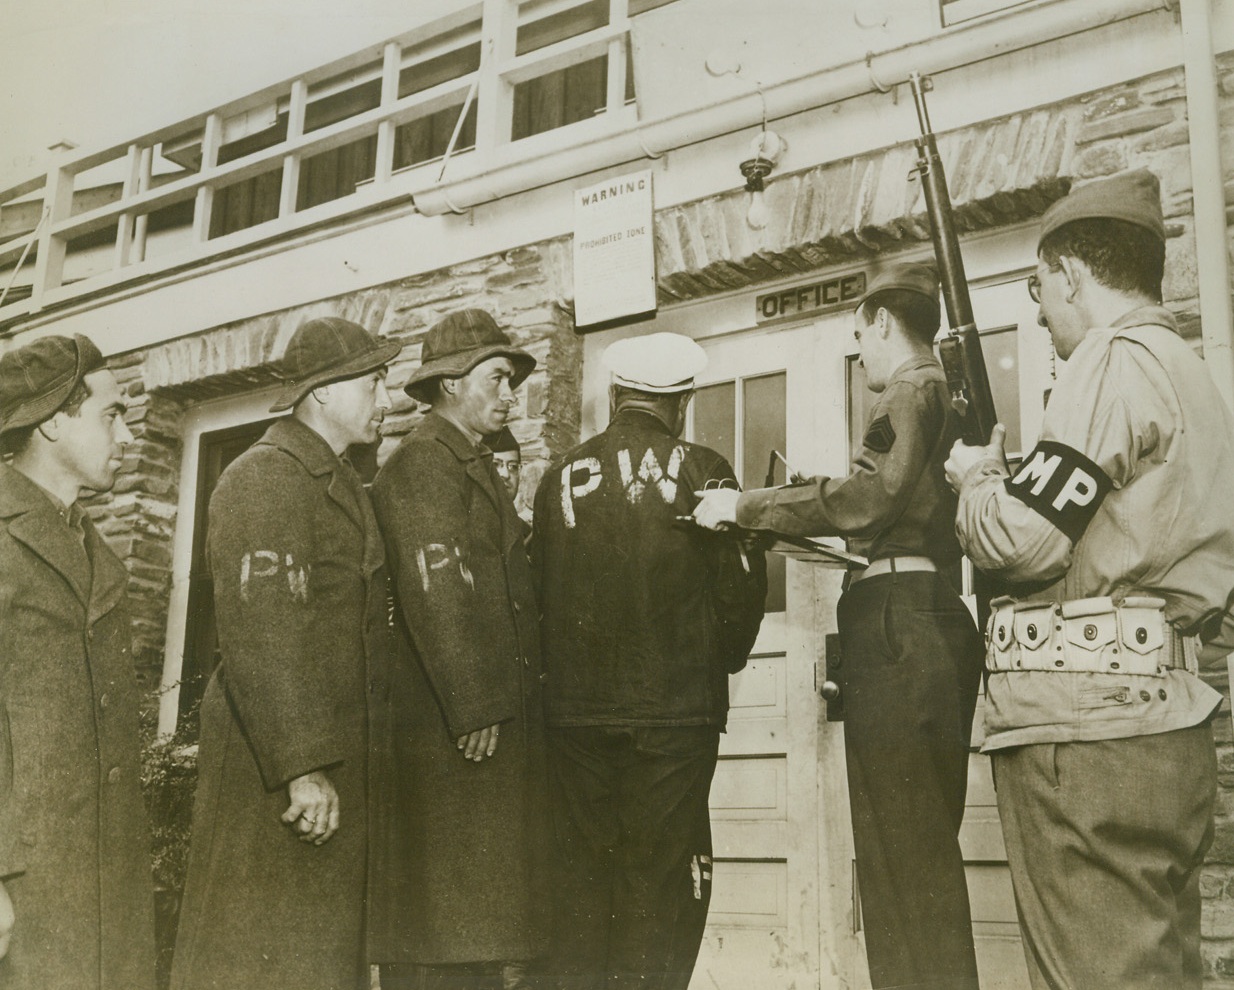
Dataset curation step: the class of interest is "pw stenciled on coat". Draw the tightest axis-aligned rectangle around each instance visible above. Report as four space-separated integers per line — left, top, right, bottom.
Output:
370 412 550 966
0 463 155 990
171 418 394 990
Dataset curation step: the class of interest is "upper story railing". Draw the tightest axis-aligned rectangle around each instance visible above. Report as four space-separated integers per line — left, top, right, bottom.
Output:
0 0 1159 332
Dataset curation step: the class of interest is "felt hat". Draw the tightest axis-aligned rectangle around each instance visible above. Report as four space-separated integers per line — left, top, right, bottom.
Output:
0 333 105 436
269 317 402 413
1038 169 1166 246
403 309 535 403
603 332 707 394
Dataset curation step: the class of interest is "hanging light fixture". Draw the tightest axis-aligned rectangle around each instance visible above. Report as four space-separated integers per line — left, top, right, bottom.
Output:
740 128 784 229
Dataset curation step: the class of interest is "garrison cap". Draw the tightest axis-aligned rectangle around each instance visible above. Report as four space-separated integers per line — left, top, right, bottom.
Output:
856 262 941 311
485 426 521 454
404 309 535 404
603 332 707 394
0 333 105 437
1038 169 1166 246
269 317 402 413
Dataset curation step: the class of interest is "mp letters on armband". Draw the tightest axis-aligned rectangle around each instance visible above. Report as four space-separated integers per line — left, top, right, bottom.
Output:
1003 440 1113 542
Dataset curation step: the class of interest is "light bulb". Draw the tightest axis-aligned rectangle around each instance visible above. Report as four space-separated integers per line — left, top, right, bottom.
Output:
747 189 769 229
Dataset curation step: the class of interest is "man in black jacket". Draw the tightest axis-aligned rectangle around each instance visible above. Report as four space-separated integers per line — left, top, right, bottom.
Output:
532 331 767 990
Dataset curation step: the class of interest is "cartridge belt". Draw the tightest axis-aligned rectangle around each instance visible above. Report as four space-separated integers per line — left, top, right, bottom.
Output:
986 595 1197 677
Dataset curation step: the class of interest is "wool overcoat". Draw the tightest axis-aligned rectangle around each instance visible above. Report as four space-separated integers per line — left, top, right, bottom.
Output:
0 463 155 990
171 418 394 990
370 412 550 965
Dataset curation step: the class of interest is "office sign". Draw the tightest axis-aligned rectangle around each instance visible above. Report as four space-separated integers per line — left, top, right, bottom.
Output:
755 273 867 323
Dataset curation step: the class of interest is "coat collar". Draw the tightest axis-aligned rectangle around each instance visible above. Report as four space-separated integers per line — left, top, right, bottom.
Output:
420 412 517 549
0 462 127 617
258 417 369 538
610 407 675 436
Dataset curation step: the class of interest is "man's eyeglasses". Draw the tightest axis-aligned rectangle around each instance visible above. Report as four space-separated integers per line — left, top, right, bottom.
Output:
1027 264 1062 303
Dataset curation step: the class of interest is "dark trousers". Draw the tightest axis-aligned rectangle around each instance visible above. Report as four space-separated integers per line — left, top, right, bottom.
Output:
545 724 721 990
994 725 1216 990
837 570 984 990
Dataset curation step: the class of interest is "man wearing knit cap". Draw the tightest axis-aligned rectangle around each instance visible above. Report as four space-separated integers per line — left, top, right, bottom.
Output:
945 169 1234 989
371 309 548 990
533 331 767 990
0 333 153 990
695 265 984 990
172 317 400 990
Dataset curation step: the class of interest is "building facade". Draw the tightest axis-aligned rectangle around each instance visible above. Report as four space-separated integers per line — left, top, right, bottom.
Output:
3 0 1234 985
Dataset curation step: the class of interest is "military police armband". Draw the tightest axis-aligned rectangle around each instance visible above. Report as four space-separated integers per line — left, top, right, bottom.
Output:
1003 440 1113 543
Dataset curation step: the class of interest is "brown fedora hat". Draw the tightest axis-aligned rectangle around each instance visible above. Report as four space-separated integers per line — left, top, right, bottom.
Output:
403 309 535 404
269 317 402 413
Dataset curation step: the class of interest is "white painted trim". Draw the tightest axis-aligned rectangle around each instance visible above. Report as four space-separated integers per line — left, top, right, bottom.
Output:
157 387 284 738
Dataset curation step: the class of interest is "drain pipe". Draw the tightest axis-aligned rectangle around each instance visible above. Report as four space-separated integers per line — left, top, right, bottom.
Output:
1178 0 1234 411
412 0 1170 216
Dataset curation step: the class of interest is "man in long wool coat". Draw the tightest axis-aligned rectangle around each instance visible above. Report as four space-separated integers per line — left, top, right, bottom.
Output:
371 309 549 990
171 317 400 990
0 333 154 990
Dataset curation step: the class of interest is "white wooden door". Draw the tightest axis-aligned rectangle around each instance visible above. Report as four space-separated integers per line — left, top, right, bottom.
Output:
684 320 860 990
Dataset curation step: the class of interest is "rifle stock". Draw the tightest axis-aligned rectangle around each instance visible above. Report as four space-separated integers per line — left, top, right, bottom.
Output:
909 72 997 445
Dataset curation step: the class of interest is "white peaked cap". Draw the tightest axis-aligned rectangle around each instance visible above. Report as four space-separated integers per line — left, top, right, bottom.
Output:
602 332 708 393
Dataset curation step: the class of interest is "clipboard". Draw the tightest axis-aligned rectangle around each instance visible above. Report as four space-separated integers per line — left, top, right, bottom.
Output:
765 533 867 569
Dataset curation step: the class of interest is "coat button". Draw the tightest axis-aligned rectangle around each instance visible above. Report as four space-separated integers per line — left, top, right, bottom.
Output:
1136 627 1148 645
99 693 109 709
1026 624 1038 641
107 767 121 784
1083 623 1098 641
87 628 95 642
1159 689 1168 701
1140 690 1152 702
513 601 521 614
539 672 549 684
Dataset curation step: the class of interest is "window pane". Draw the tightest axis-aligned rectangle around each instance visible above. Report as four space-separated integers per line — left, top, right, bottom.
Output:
742 374 787 488
693 382 735 468
744 374 787 613
846 356 872 461
517 0 608 56
400 43 482 96
981 327 1022 455
512 55 608 140
297 135 378 211
209 168 282 239
394 101 478 169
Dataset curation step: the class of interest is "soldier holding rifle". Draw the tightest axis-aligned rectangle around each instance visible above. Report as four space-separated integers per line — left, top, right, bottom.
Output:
946 171 1234 989
693 263 984 990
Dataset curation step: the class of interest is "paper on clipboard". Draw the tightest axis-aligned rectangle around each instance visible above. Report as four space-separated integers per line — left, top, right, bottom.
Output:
765 532 867 569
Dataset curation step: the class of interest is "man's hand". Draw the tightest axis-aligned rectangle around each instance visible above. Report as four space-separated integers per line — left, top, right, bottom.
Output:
282 771 340 845
945 423 1009 492
457 723 500 762
692 488 741 532
0 878 13 960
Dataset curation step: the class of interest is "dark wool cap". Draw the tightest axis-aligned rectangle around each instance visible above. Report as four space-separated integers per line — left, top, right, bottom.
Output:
0 333 105 437
403 309 535 404
856 262 941 311
1038 170 1166 246
269 317 402 413
486 426 520 454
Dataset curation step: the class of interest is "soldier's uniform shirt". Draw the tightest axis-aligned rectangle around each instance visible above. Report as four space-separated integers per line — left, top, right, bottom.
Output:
736 353 983 990
954 305 1233 750
737 354 959 561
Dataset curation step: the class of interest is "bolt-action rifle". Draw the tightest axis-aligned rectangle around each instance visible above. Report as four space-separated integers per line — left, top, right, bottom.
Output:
909 72 997 445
